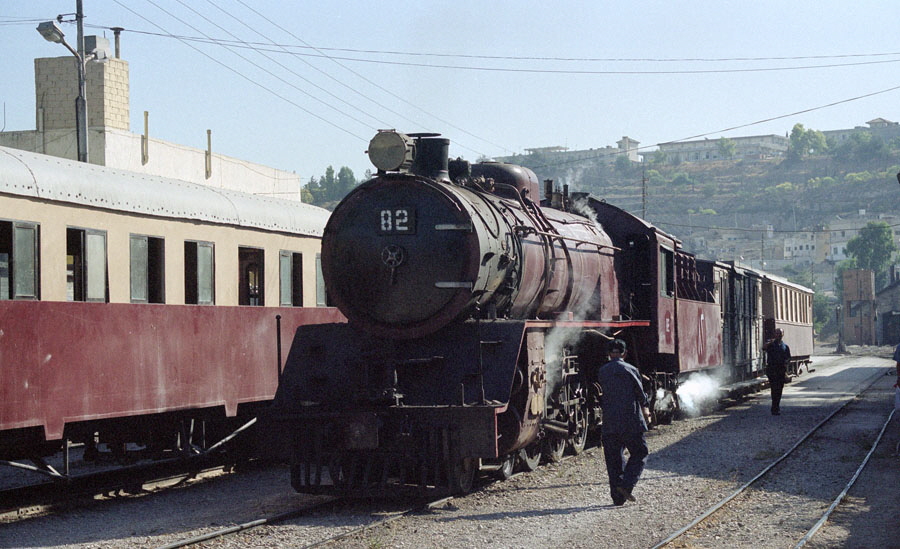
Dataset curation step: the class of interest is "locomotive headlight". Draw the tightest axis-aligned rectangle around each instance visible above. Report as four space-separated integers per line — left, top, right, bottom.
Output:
368 130 415 172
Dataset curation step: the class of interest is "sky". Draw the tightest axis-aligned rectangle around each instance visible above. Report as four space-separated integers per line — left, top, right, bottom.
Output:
3 1 900 185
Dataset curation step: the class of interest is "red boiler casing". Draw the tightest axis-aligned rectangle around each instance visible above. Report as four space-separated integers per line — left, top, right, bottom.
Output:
321 164 618 339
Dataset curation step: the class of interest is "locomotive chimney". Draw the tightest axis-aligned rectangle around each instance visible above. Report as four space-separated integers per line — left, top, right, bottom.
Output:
563 184 569 211
544 179 554 202
412 137 450 182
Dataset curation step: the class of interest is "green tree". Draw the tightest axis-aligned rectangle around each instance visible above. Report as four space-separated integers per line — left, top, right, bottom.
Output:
335 166 357 198
614 154 632 172
717 137 736 159
787 123 828 159
845 221 898 288
304 175 323 205
321 166 337 201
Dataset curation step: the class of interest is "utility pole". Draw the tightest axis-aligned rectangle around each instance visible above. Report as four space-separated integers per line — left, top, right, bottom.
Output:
760 233 764 269
641 168 647 219
75 0 87 163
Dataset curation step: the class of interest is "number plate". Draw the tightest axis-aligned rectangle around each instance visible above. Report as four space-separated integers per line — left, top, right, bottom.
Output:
378 208 416 235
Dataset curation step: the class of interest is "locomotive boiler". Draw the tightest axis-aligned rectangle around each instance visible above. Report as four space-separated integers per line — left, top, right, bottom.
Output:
272 131 641 495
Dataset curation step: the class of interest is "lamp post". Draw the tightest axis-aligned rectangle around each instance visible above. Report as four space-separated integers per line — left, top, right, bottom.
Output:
37 19 88 163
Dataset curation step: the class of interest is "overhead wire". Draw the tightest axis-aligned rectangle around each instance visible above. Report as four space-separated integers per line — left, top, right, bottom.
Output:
73 24 900 65
177 0 391 130
231 0 509 157
109 0 368 142
143 0 379 133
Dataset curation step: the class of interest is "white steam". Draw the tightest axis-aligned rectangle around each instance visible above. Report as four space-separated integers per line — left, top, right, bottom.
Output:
675 373 721 417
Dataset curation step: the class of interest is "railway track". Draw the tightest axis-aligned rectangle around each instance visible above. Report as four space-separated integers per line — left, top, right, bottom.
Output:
0 455 251 523
155 496 454 549
652 367 897 548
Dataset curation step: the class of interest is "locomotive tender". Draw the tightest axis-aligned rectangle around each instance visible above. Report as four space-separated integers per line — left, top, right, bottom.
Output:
0 146 343 477
272 131 813 495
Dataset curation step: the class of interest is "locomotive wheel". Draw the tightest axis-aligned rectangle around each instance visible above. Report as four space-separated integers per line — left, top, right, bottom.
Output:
568 406 589 455
543 434 566 463
494 453 516 480
449 457 477 494
518 443 542 472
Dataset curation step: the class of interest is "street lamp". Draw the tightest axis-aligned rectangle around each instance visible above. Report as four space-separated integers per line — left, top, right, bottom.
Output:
37 20 88 163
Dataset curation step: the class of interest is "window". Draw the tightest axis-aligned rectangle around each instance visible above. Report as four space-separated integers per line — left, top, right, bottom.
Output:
659 248 674 298
67 228 107 302
0 220 39 300
130 235 165 303
279 251 303 306
239 247 264 306
185 241 215 305
316 253 327 307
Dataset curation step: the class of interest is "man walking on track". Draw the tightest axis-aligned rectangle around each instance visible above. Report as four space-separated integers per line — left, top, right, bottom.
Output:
596 339 651 506
764 328 791 415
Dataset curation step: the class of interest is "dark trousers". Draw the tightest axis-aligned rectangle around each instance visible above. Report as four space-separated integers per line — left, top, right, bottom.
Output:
601 431 648 502
768 366 786 412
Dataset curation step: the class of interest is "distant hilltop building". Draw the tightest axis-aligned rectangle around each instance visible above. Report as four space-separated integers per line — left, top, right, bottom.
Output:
821 117 900 146
495 136 640 165
0 35 303 200
641 134 789 164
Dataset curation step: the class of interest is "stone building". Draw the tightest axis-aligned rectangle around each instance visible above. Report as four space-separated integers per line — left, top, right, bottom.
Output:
0 36 303 201
842 269 877 345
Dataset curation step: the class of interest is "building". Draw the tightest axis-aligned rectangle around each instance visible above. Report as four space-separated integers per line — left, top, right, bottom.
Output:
875 266 900 345
496 136 641 166
640 134 788 164
842 269 876 345
0 36 303 201
826 211 900 263
822 118 900 147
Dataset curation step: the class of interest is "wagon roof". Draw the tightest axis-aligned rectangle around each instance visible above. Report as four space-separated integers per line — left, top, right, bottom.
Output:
0 146 330 237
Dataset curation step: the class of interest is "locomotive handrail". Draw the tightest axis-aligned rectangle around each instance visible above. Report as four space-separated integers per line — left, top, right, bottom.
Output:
513 226 621 252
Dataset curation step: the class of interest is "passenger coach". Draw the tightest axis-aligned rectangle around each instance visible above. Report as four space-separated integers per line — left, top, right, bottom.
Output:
0 146 343 469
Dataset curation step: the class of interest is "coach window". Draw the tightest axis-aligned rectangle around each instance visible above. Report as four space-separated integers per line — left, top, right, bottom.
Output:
0 221 39 300
659 248 674 298
185 241 215 305
67 228 108 302
316 253 327 306
239 247 264 306
130 235 165 303
279 251 303 306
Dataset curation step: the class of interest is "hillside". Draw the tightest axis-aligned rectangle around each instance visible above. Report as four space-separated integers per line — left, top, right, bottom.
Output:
524 151 900 257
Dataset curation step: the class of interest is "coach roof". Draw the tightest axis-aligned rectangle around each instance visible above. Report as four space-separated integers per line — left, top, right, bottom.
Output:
0 146 330 237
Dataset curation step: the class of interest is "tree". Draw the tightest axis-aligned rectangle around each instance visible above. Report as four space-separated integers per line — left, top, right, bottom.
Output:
717 137 736 160
845 221 898 288
321 166 337 201
304 175 323 204
614 154 632 172
336 166 357 198
787 123 828 159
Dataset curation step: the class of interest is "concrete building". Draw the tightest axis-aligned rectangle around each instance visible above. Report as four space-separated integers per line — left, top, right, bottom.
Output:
0 37 303 201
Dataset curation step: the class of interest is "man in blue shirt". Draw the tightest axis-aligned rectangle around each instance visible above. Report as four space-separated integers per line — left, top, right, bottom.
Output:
764 328 791 415
893 343 900 389
597 339 651 506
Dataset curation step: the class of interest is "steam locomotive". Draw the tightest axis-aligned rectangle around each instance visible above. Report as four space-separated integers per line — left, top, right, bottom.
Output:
271 131 813 496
